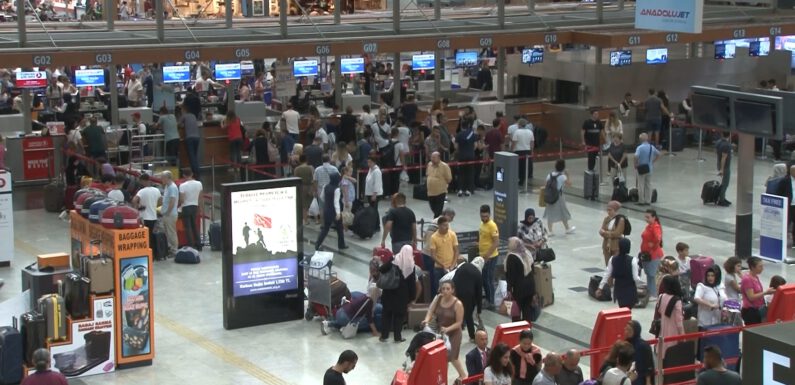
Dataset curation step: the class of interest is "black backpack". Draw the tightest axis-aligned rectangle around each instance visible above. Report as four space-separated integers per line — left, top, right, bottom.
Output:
615 214 632 236
380 141 396 168
543 172 560 205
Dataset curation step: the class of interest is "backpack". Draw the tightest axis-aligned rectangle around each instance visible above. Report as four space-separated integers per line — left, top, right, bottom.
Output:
377 264 401 290
380 141 396 168
614 214 631 236
543 172 560 205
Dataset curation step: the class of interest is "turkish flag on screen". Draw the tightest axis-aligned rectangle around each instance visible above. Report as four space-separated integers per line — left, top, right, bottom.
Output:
254 214 272 228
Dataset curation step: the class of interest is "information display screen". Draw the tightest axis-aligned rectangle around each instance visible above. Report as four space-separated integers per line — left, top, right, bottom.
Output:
293 60 318 77
692 93 730 129
455 51 478 67
734 98 776 137
646 48 668 64
609 50 632 67
522 48 544 64
74 69 105 87
229 187 299 297
241 61 255 76
715 43 736 59
750 40 770 57
215 63 242 81
412 54 435 70
162 65 190 83
340 57 365 74
15 71 48 88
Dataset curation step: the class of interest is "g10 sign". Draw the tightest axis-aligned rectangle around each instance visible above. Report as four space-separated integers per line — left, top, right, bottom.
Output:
635 0 704 34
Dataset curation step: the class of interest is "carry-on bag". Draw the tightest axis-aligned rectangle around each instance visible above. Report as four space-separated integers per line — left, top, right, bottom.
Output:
20 312 45 367
583 170 599 200
209 222 222 251
689 256 715 289
21 263 73 310
329 277 351 309
80 195 106 218
412 184 428 201
37 294 67 342
701 180 721 205
44 180 65 213
88 198 116 223
0 319 23 384
63 272 91 319
635 285 650 308
373 247 393 263
533 263 554 307
175 247 201 264
100 204 140 229
351 206 379 239
152 231 169 260
81 240 114 294
589 275 612 301
408 303 429 331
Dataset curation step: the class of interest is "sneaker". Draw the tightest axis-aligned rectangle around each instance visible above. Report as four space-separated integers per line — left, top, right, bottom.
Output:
457 190 464 197
465 191 472 197
321 320 330 336
566 226 577 234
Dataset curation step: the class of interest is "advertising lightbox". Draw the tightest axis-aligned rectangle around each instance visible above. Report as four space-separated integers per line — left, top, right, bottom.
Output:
635 0 704 33
412 54 435 70
15 71 48 88
75 69 105 87
215 63 242 81
340 57 365 74
455 51 478 67
162 66 190 83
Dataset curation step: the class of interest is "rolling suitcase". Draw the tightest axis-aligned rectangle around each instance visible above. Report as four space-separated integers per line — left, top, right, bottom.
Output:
408 303 429 331
701 180 721 205
80 195 105 218
583 170 599 200
38 294 67 342
63 272 91 319
20 312 45 367
699 325 740 371
589 275 611 301
152 231 169 260
669 126 685 152
81 242 114 294
100 204 140 229
175 247 201 264
21 263 73 310
209 222 222 251
635 286 650 308
689 256 715 289
662 341 696 384
44 180 65 212
0 321 23 385
533 263 554 307
412 184 428 201
88 198 116 223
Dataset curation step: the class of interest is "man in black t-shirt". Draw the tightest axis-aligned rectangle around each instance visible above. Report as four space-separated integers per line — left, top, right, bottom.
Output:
323 350 358 385
716 131 732 206
381 192 418 253
581 110 605 172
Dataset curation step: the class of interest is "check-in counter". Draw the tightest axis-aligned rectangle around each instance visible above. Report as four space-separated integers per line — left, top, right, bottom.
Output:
234 101 269 124
3 133 65 185
179 121 230 169
119 107 153 125
341 95 371 113
0 114 25 137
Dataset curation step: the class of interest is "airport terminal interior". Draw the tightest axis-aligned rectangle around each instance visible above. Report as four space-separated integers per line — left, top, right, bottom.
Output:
2 0 795 384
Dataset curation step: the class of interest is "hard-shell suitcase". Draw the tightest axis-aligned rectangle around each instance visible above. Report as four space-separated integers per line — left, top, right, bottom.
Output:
80 195 106 218
701 180 721 205
635 286 650 308
100 204 140 229
589 275 611 301
38 294 67 342
21 263 73 310
81 242 114 294
413 184 428 201
408 303 429 331
689 256 715 289
699 325 740 371
351 206 379 239
44 180 65 212
20 312 45 367
63 272 91 319
0 321 23 385
175 247 200 264
74 190 101 212
583 170 599 200
669 126 685 152
89 198 116 223
533 263 554 307
662 341 696 384
209 222 222 251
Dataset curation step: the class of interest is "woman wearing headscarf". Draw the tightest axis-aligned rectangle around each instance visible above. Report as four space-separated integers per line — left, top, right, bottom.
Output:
693 265 724 328
379 245 416 343
505 237 537 323
517 208 548 255
596 238 644 309
765 162 787 192
314 173 347 251
657 275 685 359
599 201 627 266
624 320 654 385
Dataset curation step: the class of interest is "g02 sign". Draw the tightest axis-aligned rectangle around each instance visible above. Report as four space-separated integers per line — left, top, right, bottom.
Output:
33 55 52 66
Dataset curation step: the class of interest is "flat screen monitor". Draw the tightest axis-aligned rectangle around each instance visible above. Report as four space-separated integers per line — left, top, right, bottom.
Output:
340 57 365 74
241 61 255 76
692 93 730 129
215 63 241 81
734 98 776 137
775 35 795 68
74 69 105 87
609 50 632 67
646 48 668 64
15 71 48 88
412 54 435 70
455 51 478 67
749 40 770 57
162 65 190 83
293 60 318 77
521 48 544 64
715 43 736 59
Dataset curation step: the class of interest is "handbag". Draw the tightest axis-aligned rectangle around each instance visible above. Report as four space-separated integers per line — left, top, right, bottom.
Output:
341 298 370 339
649 295 662 336
376 264 401 290
636 143 652 175
536 248 556 263
638 252 651 263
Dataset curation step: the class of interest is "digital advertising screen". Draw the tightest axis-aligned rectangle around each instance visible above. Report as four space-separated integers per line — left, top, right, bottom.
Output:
775 35 795 68
645 48 668 64
15 71 48 88
715 43 736 59
521 48 544 64
162 65 190 83
293 60 318 77
229 187 299 297
74 69 105 87
215 63 241 81
340 57 365 74
455 51 478 67
609 50 632 67
749 40 770 57
412 54 435 70
241 61 255 76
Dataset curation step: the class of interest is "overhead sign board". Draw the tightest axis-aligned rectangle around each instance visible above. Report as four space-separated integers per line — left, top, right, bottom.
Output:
15 71 48 88
635 0 704 34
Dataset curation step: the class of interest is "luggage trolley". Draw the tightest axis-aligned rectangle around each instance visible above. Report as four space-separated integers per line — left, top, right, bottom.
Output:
300 251 343 321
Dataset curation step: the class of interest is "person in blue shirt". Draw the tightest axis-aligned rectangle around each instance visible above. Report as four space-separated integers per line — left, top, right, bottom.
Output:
278 124 295 176
455 118 478 197
160 171 180 258
633 133 660 206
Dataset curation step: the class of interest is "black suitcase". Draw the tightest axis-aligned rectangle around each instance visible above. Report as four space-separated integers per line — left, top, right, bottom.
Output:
209 222 222 251
63 272 91 319
701 180 721 205
611 179 629 203
588 275 611 301
152 231 169 260
663 341 696 384
21 263 73 310
351 206 378 239
669 126 685 152
0 322 23 385
583 170 599 200
629 187 658 203
413 184 428 201
20 312 46 368
44 180 65 213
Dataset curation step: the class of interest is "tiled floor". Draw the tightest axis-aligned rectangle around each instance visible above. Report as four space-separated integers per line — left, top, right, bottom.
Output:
1 146 792 384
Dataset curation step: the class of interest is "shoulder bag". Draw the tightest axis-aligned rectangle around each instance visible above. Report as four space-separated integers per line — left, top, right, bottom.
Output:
376 264 401 290
637 144 652 175
649 295 662 336
340 298 370 339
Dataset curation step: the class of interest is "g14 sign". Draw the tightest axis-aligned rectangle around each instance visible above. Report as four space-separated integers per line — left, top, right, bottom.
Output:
635 0 703 34
15 71 48 88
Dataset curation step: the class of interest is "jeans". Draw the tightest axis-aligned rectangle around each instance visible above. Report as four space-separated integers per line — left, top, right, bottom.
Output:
432 267 446 297
719 166 731 202
185 137 201 180
638 172 653 204
229 139 243 166
643 258 661 298
586 149 598 172
331 302 383 331
181 205 201 249
428 194 446 218
482 257 497 305
166 139 180 166
457 156 475 192
516 150 532 183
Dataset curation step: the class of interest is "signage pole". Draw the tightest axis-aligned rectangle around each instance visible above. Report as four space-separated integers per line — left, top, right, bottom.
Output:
279 0 287 37
497 0 505 28
109 63 120 126
225 0 233 28
16 0 25 47
434 0 441 21
696 128 705 162
596 0 604 24
22 90 32 135
736 133 754 259
497 48 505 101
434 49 442 102
392 0 400 33
334 55 343 109
0 171 14 267
333 0 340 24
665 124 676 157
156 0 165 41
392 52 401 110
105 0 114 30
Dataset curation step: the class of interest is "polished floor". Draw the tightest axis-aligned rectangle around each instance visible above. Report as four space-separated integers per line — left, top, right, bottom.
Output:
2 145 793 384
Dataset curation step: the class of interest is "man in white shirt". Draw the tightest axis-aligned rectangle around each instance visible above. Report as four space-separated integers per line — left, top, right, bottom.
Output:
506 115 522 144
313 155 340 216
512 119 535 187
132 174 162 255
179 169 203 250
108 174 128 203
372 113 391 151
359 104 377 135
126 73 144 107
364 156 383 213
601 344 637 385
160 171 180 258
282 103 300 140
315 124 329 151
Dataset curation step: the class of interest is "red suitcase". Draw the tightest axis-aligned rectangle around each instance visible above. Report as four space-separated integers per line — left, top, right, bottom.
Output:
413 248 424 270
373 247 393 263
689 255 715 289
100 205 140 229
391 370 408 385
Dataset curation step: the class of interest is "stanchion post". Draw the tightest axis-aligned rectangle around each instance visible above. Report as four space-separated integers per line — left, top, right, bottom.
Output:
523 156 529 193
598 152 607 186
758 138 768 160
655 338 665 385
558 137 563 159
697 128 706 162
419 151 424 180
665 124 676 157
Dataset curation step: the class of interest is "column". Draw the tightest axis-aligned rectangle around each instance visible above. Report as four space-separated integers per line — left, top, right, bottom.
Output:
735 133 755 258
497 47 505 101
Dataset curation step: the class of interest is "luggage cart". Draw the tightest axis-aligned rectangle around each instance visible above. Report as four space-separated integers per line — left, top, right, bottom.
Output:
300 251 339 321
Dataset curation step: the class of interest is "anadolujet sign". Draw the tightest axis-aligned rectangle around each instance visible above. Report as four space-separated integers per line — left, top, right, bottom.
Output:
635 0 704 34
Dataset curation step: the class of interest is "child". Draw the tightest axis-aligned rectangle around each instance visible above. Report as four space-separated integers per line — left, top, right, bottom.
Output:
675 242 691 276
765 275 787 305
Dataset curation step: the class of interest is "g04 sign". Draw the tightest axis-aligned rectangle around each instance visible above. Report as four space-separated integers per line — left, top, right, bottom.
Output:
234 48 251 59
33 55 52 66
363 42 378 54
95 53 113 64
184 50 201 61
437 39 451 49
315 44 331 56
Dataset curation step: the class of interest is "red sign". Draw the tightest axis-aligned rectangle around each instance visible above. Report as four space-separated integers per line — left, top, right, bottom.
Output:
22 137 53 180
15 71 48 89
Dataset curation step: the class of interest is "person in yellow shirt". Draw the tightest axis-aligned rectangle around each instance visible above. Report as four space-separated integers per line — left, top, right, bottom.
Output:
426 151 452 218
430 216 459 296
479 204 500 307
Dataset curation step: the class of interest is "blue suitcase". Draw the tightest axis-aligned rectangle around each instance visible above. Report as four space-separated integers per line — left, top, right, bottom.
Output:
699 324 740 371
0 321 23 384
209 222 222 251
